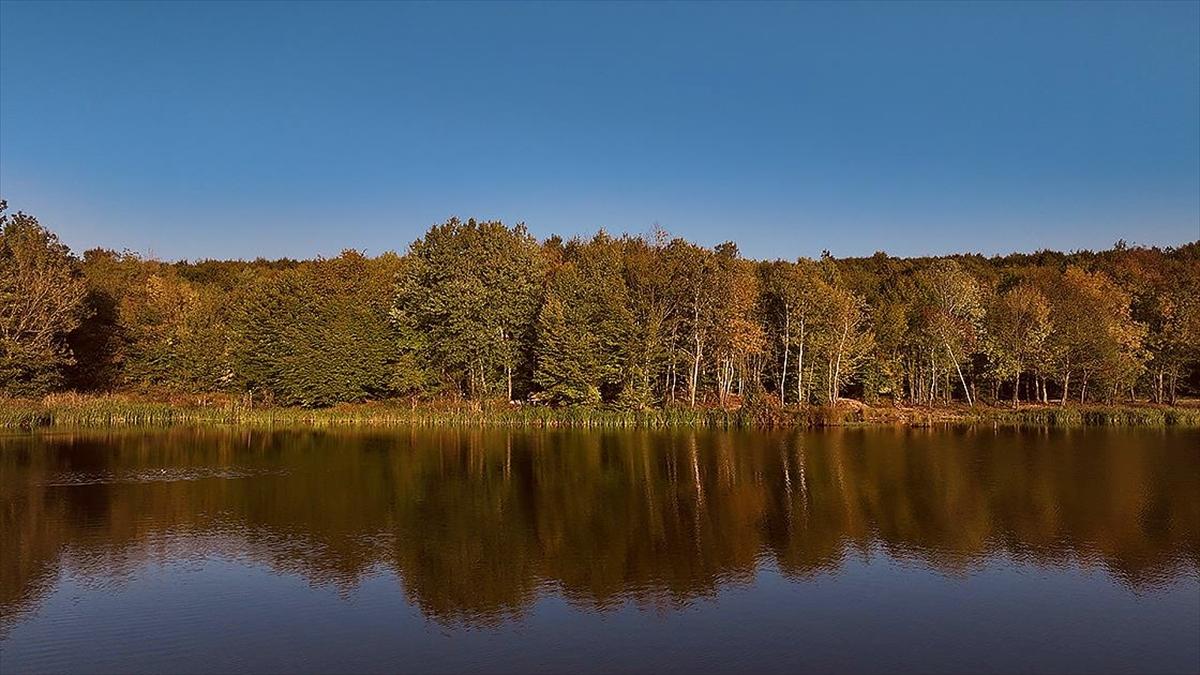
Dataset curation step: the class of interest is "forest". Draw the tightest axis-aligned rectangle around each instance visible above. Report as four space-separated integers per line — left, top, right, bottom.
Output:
2 200 1198 411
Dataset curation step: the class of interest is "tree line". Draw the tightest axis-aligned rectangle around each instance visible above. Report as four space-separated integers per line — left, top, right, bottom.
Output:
2 200 1198 408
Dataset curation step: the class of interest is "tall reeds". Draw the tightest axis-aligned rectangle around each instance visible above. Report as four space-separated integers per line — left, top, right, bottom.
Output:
2 394 1197 431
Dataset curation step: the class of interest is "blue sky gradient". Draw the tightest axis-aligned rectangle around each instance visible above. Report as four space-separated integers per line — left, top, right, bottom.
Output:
1 1 1197 260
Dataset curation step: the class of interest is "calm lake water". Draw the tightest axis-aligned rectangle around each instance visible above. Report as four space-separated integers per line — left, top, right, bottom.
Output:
1 427 1197 674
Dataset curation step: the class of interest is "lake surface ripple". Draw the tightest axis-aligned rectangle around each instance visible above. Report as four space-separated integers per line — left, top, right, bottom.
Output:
2 427 1197 673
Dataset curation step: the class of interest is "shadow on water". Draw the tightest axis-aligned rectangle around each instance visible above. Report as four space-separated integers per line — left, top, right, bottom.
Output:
2 426 1198 631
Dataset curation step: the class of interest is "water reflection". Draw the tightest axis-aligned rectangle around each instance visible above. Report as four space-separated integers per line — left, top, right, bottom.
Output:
3 427 1197 629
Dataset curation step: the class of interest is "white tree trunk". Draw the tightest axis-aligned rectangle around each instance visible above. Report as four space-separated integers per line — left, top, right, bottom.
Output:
796 318 805 406
945 342 972 406
780 309 790 406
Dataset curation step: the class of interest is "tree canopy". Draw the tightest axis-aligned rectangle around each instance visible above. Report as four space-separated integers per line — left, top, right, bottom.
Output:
2 203 1197 408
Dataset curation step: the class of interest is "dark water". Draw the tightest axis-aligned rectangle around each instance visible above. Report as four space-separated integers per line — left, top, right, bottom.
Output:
1 427 1197 674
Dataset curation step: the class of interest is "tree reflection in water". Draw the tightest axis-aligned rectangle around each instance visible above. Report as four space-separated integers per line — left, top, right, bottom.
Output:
2 427 1197 629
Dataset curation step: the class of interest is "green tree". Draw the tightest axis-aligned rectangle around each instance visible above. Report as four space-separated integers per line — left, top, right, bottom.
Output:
1101 246 1200 404
661 240 719 407
0 203 89 395
618 230 674 408
67 249 146 390
1039 266 1146 404
813 284 873 403
1153 277 1200 404
760 259 827 405
913 260 983 405
983 283 1052 407
533 233 638 406
532 289 600 405
394 219 544 401
709 244 765 406
232 251 400 407
119 267 231 391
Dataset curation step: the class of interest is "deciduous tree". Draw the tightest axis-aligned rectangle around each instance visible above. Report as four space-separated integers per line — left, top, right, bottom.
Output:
0 204 88 395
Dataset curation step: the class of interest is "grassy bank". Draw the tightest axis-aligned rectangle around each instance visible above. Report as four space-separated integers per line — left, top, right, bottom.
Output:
3 393 1199 431
972 404 1200 427
0 394 750 430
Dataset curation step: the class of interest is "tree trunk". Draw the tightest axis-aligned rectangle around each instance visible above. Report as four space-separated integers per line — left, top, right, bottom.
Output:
780 310 790 406
945 342 972 406
796 318 806 406
929 350 936 406
826 359 834 404
719 357 734 407
690 333 702 408
831 316 850 404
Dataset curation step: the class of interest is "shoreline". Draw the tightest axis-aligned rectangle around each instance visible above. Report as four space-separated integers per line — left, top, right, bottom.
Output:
3 395 1199 431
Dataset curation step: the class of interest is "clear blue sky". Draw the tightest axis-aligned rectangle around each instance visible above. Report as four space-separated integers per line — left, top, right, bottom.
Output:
1 1 1197 261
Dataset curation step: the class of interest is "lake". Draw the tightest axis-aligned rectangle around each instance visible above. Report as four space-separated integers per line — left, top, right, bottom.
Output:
1 427 1197 673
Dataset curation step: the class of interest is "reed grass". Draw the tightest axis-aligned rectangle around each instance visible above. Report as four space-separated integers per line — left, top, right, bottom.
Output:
0 394 754 431
2 393 1197 431
980 404 1200 428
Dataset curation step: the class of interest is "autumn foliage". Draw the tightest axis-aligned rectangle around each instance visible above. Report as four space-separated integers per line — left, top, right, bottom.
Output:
2 201 1197 408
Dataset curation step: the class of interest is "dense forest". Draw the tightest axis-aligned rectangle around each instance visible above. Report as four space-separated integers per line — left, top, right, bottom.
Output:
2 200 1198 409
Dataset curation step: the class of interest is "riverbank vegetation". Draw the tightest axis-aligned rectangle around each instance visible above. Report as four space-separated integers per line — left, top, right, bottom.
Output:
3 393 1200 431
3 199 1198 424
